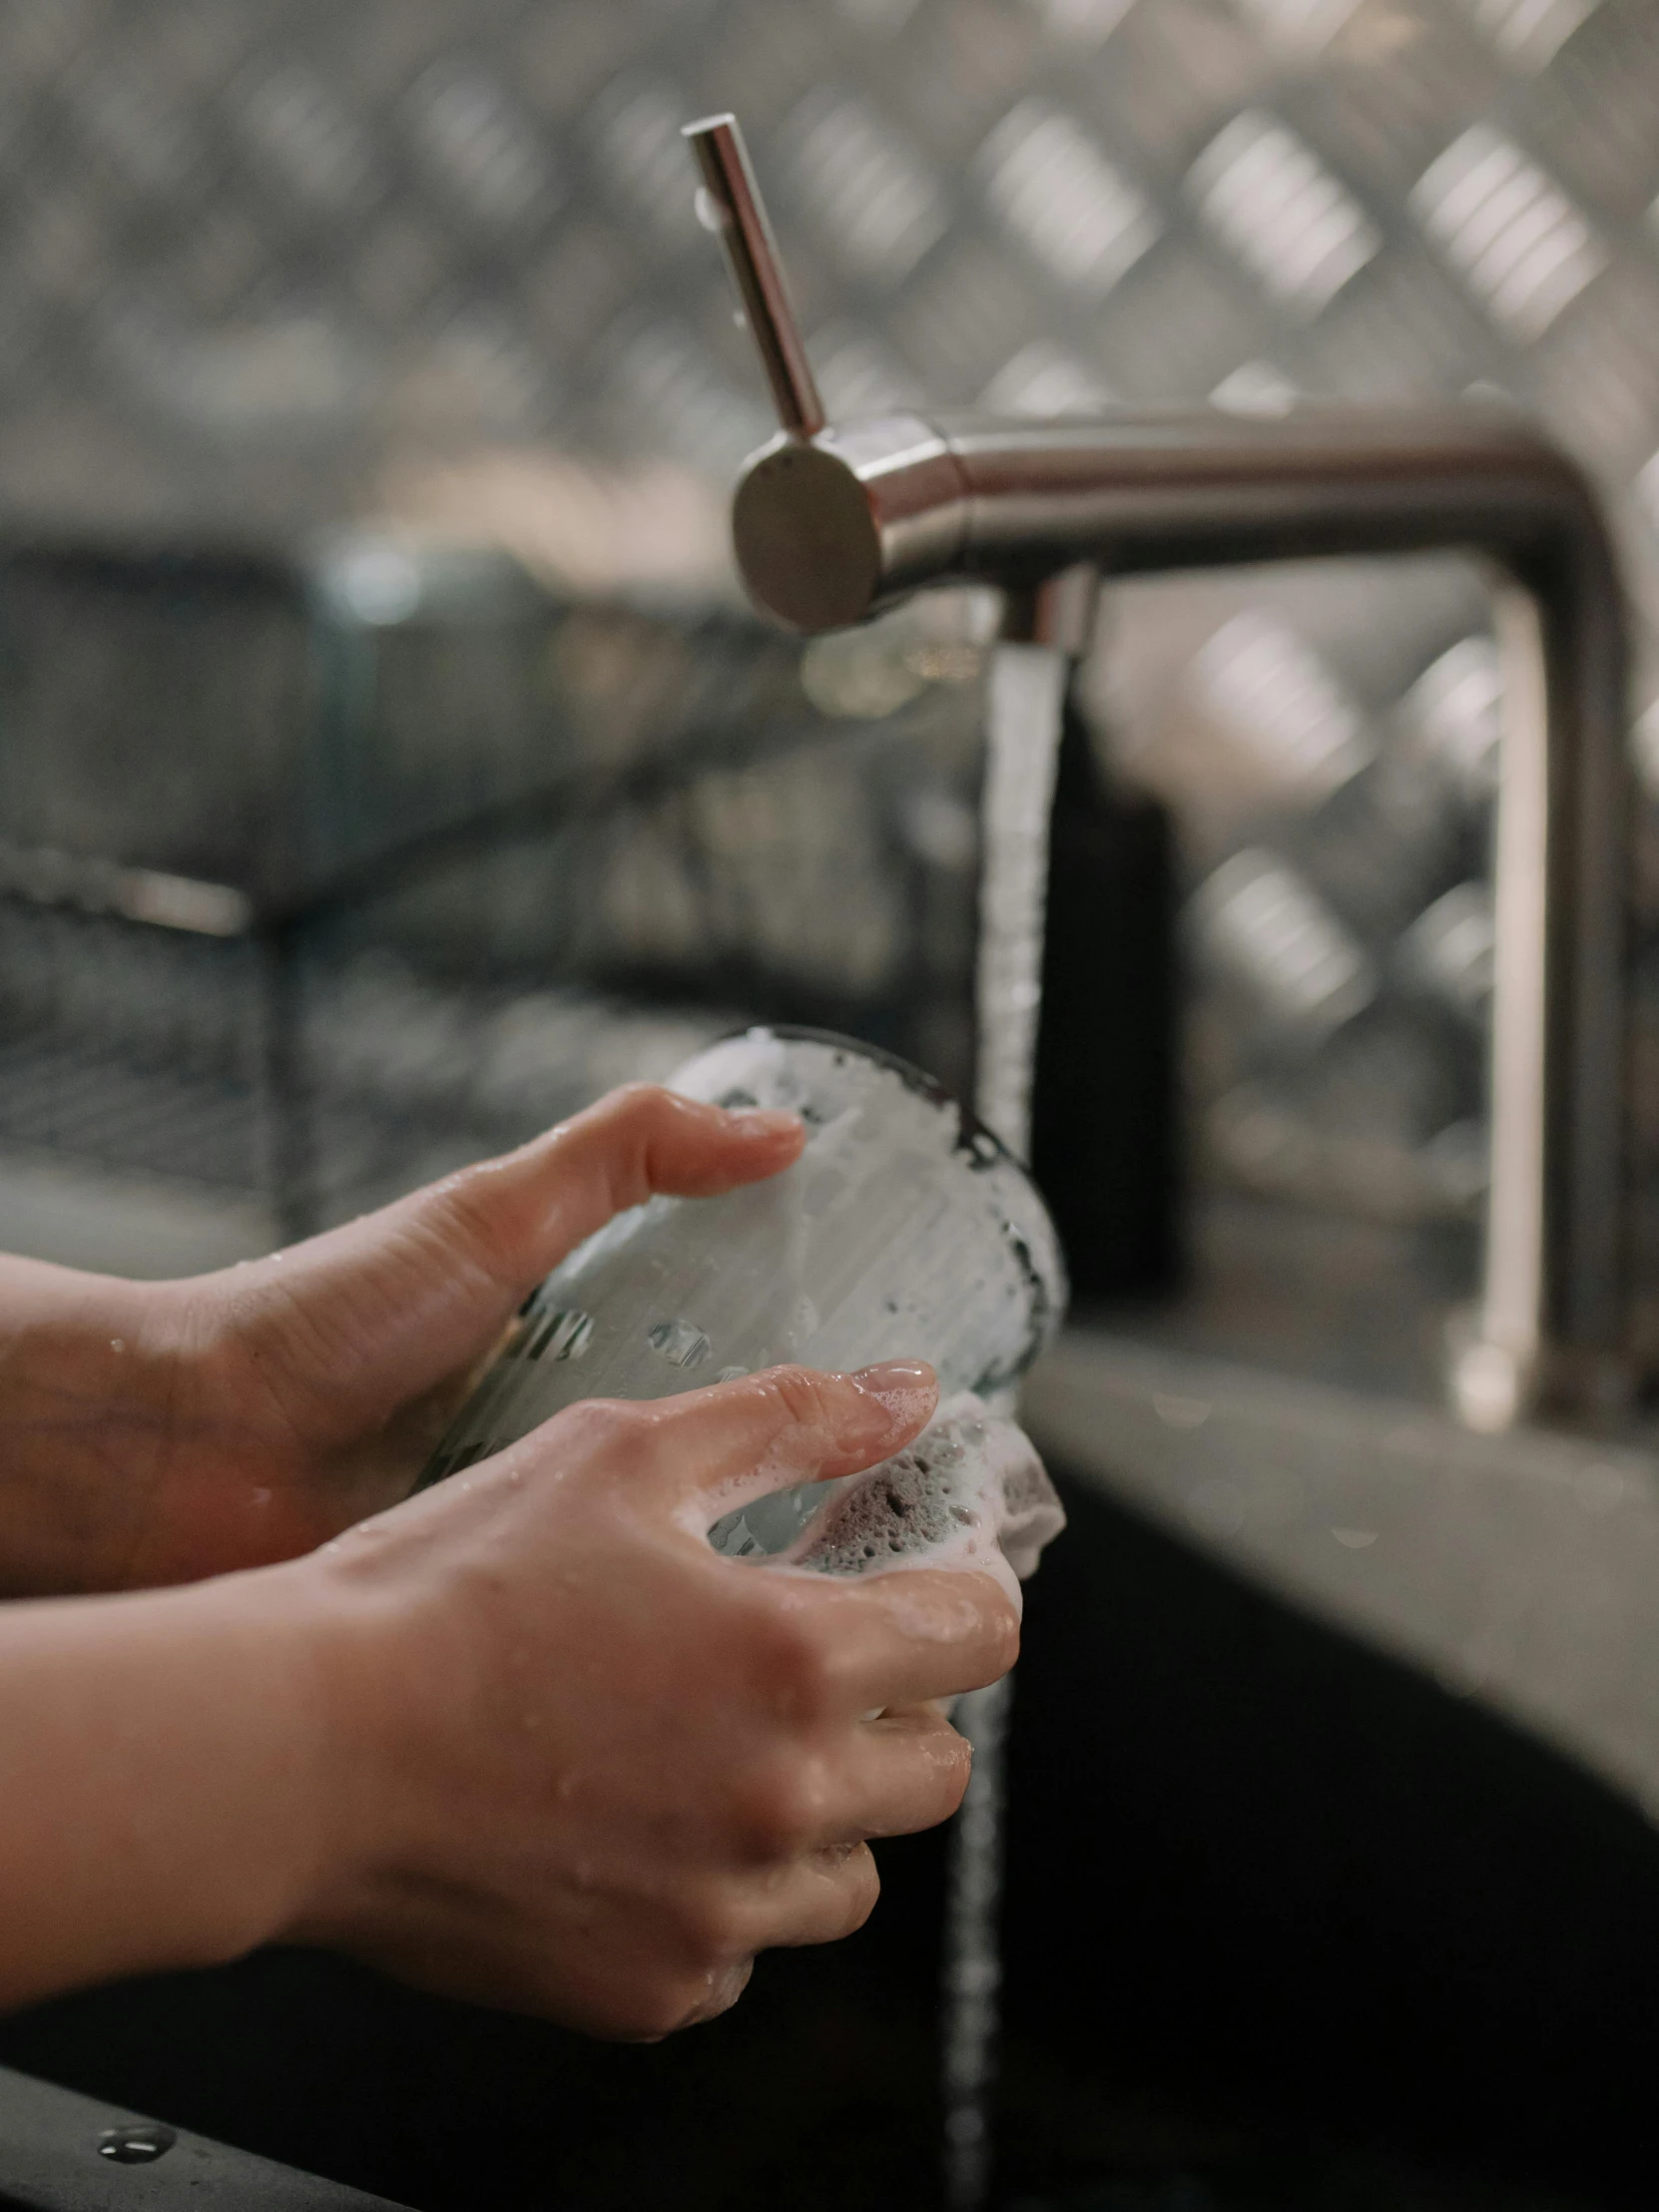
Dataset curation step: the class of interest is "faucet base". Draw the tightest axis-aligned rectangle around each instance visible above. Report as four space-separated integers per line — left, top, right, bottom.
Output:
1445 1308 1637 1433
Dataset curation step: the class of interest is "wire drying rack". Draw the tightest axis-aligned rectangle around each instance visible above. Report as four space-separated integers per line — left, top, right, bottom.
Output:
0 541 991 1268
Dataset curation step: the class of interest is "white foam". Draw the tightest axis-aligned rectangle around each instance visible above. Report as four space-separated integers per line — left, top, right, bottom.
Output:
712 1391 1066 1615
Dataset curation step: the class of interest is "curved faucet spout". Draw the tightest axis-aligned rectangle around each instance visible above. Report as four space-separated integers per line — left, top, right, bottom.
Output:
689 117 1633 1432
731 404 1612 628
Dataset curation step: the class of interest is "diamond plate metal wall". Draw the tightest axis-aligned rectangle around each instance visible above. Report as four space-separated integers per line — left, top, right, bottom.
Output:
5 0 1659 1264
5 4 1656 556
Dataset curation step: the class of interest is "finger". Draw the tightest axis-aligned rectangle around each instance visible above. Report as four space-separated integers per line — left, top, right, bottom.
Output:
800 1566 1021 1715
563 1360 938 1513
212 1088 803 1438
821 1706 974 1843
423 1084 806 1282
280 1084 802 1308
727 1842 881 1953
672 1957 755 2031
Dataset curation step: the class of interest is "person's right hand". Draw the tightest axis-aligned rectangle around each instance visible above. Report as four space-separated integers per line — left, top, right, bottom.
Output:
278 1359 1017 2037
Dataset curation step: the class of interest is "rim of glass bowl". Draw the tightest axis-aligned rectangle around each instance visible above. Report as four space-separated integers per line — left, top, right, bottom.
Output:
699 1022 1028 1174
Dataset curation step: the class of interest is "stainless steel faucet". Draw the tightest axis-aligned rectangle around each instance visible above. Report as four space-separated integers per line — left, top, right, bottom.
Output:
686 114 1633 1436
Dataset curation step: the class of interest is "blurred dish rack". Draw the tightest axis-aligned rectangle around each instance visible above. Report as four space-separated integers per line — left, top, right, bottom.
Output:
0 536 996 1272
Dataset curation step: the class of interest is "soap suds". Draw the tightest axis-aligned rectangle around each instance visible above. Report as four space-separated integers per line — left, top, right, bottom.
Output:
710 1392 1065 1613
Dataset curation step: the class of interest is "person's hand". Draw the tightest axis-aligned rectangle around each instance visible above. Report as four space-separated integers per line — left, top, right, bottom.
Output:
283 1359 1015 2034
0 1087 805 1597
0 1357 1020 2034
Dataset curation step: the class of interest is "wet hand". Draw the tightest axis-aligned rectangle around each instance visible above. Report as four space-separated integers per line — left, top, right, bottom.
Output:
0 1088 803 1595
284 1360 1018 2035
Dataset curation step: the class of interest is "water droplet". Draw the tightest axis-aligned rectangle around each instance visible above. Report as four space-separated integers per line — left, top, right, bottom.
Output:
648 1319 711 1370
1331 1526 1379 1549
109 1339 126 1354
98 2125 175 2165
1154 1392 1211 1428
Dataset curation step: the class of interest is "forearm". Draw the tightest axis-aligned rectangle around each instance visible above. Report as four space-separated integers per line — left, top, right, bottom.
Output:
0 1566 338 2010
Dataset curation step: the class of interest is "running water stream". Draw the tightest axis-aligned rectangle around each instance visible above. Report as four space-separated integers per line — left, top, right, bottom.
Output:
942 639 1070 2212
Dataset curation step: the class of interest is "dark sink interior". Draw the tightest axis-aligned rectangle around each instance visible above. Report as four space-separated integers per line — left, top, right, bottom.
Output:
4 1466 1657 2212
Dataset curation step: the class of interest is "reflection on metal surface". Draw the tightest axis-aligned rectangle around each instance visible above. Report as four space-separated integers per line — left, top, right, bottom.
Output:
684 114 827 440
0 2062 410 2208
1189 111 1381 313
1411 126 1607 342
1189 610 1373 798
981 100 1160 300
1190 846 1376 1040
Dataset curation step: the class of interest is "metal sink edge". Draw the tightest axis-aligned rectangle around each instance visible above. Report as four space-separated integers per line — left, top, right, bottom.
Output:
1022 1326 1659 1822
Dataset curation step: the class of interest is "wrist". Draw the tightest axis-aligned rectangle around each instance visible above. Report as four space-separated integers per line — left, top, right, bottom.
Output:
0 1557 381 2009
255 1537 443 1959
206 1556 388 1962
130 1564 365 1974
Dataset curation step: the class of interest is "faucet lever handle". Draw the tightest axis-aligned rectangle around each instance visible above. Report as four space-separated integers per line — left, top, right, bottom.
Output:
684 112 827 440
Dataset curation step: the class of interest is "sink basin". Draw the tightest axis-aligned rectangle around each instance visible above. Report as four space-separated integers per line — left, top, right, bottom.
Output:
998 1347 1659 2209
1024 1324 1659 1821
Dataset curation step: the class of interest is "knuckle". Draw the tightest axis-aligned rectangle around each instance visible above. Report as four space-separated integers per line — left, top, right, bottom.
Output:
834 1847 880 1935
752 1607 834 1717
935 1732 975 1818
757 1364 841 1432
610 1979 706 2043
987 1599 1022 1677
667 1959 754 2032
555 1394 650 1462
607 1080 678 1131
671 1881 751 1965
950 1586 1021 1683
573 1083 711 1213
732 1756 828 1858
704 1957 755 2021
596 1936 755 2040
419 1155 511 1255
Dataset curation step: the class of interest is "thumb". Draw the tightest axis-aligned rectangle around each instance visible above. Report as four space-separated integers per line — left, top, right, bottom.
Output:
211 1086 803 1445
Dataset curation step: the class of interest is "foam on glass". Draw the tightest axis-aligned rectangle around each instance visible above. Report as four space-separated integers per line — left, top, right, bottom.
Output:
417 1026 1067 1556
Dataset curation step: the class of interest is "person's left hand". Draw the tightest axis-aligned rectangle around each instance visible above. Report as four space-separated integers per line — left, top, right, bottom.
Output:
0 1086 804 1597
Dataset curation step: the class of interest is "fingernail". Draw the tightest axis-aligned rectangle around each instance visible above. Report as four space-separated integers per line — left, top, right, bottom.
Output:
849 1359 936 1411
726 1108 803 1137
